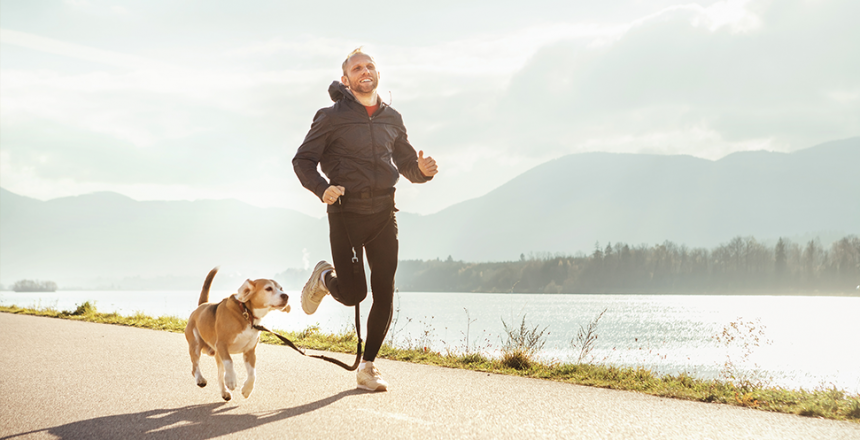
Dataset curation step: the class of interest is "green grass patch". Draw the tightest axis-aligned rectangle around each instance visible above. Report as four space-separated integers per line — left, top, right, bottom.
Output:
2 303 858 423
1 302 189 332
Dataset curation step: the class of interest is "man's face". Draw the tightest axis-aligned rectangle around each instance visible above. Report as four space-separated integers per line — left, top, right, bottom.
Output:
341 54 379 95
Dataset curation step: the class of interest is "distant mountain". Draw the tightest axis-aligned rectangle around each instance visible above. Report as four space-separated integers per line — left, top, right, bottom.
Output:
0 189 329 289
1 137 857 288
397 137 860 262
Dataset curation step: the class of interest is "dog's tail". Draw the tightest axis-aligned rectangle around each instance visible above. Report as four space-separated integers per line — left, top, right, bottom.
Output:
199 267 219 306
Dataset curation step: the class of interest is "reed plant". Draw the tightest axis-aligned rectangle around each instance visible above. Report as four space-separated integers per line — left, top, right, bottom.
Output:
570 308 607 364
500 314 548 370
714 317 772 389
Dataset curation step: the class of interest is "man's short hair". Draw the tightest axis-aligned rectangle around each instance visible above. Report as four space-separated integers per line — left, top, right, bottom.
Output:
342 47 376 75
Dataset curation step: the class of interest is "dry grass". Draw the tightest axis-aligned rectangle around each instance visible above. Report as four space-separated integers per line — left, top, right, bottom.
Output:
2 303 858 422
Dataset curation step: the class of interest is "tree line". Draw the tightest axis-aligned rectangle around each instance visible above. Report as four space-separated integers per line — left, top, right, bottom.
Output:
394 235 860 294
11 279 58 292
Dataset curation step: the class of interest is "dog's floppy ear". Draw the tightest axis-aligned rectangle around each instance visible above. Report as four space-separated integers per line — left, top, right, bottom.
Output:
237 279 255 302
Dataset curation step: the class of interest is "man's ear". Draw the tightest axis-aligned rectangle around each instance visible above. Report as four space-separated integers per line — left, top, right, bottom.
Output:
341 75 349 88
237 279 255 302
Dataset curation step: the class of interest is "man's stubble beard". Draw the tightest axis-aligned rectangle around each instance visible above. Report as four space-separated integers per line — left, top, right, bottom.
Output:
348 76 379 95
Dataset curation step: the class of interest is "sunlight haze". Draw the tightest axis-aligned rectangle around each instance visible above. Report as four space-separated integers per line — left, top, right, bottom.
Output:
1 0 858 217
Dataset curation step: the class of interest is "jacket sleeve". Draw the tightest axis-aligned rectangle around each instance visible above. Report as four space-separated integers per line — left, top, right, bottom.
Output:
293 110 333 200
392 128 433 184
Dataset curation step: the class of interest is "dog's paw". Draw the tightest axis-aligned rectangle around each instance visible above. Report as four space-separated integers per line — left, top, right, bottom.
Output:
242 383 254 398
225 374 237 391
194 369 207 387
222 391 232 401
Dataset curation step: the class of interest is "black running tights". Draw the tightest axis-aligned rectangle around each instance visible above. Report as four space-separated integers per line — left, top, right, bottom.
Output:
325 209 397 362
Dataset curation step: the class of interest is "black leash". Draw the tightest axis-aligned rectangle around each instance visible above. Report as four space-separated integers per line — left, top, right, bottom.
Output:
237 297 363 371
250 191 392 371
253 307 363 371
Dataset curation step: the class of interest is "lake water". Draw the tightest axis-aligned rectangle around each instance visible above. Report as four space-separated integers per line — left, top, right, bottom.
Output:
2 290 858 393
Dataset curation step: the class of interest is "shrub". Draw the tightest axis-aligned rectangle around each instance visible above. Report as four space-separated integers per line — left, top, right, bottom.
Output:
500 315 548 370
501 349 533 370
66 301 96 317
845 398 860 419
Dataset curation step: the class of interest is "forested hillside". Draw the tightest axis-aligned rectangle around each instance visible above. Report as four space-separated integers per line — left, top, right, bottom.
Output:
394 235 860 294
398 138 860 262
3 138 857 289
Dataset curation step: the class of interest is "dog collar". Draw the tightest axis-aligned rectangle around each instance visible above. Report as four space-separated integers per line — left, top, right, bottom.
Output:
232 295 259 324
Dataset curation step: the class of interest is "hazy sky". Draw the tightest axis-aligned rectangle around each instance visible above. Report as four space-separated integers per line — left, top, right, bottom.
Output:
1 0 857 217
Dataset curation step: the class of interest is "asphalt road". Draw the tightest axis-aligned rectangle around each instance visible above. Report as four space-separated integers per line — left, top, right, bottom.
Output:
1 312 857 440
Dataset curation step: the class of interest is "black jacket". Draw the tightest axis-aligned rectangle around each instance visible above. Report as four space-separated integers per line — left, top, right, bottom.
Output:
293 81 431 214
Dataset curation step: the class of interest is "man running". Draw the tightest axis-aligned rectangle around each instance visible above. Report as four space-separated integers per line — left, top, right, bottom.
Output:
293 48 438 391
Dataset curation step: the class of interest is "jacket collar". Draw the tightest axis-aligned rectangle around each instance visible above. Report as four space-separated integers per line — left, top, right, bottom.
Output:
328 81 386 114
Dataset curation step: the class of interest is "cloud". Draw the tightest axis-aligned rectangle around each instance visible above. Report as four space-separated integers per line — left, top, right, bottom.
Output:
461 0 860 158
694 0 762 32
1 0 857 217
0 28 168 69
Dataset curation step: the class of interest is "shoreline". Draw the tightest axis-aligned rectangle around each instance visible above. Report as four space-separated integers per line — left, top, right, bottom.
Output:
2 302 858 423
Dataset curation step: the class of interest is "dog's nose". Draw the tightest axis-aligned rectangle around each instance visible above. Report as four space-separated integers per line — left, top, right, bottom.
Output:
280 293 288 302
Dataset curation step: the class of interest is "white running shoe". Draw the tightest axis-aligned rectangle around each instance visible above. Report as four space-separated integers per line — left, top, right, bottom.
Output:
301 261 333 315
356 363 389 392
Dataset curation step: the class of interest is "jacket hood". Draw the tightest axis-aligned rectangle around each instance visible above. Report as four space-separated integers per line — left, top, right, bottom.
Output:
328 81 385 109
328 81 355 103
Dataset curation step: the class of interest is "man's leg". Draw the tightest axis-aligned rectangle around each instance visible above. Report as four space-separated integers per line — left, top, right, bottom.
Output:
325 211 370 306
362 213 398 361
356 212 397 392
301 211 370 315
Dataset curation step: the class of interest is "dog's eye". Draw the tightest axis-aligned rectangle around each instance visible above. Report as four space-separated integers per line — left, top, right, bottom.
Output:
266 286 273 291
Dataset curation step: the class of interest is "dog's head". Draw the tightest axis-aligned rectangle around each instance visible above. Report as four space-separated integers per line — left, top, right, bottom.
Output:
237 278 290 316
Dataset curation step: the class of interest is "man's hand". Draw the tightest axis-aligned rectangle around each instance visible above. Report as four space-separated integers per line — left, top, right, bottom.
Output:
418 150 438 177
322 185 345 205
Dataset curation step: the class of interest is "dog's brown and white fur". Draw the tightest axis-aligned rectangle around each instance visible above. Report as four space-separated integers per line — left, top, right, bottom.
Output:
185 267 290 401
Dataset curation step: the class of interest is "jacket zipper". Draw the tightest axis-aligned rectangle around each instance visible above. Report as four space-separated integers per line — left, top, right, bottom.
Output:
369 111 376 212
